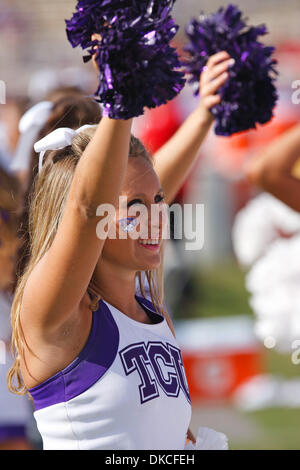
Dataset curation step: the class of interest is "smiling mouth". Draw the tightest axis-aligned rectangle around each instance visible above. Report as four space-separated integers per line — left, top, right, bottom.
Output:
138 238 160 250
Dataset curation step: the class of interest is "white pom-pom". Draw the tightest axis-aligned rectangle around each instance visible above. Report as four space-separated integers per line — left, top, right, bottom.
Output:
246 234 300 352
184 427 229 450
232 193 300 268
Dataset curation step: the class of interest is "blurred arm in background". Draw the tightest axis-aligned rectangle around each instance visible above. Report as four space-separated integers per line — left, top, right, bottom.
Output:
245 123 300 212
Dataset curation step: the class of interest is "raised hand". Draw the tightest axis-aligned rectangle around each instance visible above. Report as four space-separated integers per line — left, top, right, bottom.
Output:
197 51 234 124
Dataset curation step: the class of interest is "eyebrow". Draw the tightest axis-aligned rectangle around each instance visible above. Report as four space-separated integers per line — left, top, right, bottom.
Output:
127 188 165 199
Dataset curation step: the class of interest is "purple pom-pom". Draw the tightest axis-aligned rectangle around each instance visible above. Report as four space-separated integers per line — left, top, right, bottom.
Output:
65 0 185 119
183 4 278 136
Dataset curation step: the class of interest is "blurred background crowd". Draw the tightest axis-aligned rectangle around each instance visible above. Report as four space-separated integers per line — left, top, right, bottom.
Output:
1 0 300 450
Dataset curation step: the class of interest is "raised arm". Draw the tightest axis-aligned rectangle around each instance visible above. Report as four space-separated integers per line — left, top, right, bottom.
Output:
22 117 132 332
245 123 300 212
154 51 233 204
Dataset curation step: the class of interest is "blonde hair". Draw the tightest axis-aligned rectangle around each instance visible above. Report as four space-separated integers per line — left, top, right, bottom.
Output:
8 127 175 395
0 169 21 293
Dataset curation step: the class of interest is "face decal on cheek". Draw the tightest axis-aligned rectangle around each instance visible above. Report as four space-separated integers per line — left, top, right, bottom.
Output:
118 217 139 233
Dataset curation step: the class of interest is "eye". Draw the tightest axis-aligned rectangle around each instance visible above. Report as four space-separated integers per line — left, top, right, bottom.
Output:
154 194 165 203
127 198 145 208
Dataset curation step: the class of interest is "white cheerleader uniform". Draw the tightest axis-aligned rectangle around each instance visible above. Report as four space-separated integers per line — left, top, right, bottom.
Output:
29 295 192 450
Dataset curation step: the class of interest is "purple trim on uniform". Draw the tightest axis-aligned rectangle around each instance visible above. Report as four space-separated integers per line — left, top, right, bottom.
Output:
28 295 163 411
28 301 120 411
135 295 164 324
0 425 26 441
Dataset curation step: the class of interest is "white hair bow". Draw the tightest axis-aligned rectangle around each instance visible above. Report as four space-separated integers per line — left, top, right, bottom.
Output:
10 101 53 174
34 124 97 174
19 101 53 134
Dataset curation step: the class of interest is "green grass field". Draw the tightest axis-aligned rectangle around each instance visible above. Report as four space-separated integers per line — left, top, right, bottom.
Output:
233 408 300 449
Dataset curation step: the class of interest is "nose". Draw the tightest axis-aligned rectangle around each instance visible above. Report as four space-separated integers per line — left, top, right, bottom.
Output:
147 203 169 239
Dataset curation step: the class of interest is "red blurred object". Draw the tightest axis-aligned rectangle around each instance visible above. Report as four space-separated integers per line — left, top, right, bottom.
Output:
211 115 299 179
176 317 264 402
182 348 263 402
139 101 182 154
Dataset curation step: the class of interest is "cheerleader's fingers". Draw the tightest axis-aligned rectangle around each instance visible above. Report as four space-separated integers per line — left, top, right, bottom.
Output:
91 33 102 72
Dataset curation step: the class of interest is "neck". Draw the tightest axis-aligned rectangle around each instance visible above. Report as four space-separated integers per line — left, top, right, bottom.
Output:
92 257 140 317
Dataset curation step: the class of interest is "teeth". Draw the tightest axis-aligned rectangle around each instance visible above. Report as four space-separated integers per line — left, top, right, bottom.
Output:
139 239 159 245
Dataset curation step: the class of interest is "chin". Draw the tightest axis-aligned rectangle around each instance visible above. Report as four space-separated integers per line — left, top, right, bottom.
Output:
135 255 161 272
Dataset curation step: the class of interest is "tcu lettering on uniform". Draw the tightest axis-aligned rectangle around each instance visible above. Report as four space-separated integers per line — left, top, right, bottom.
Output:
119 341 191 404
